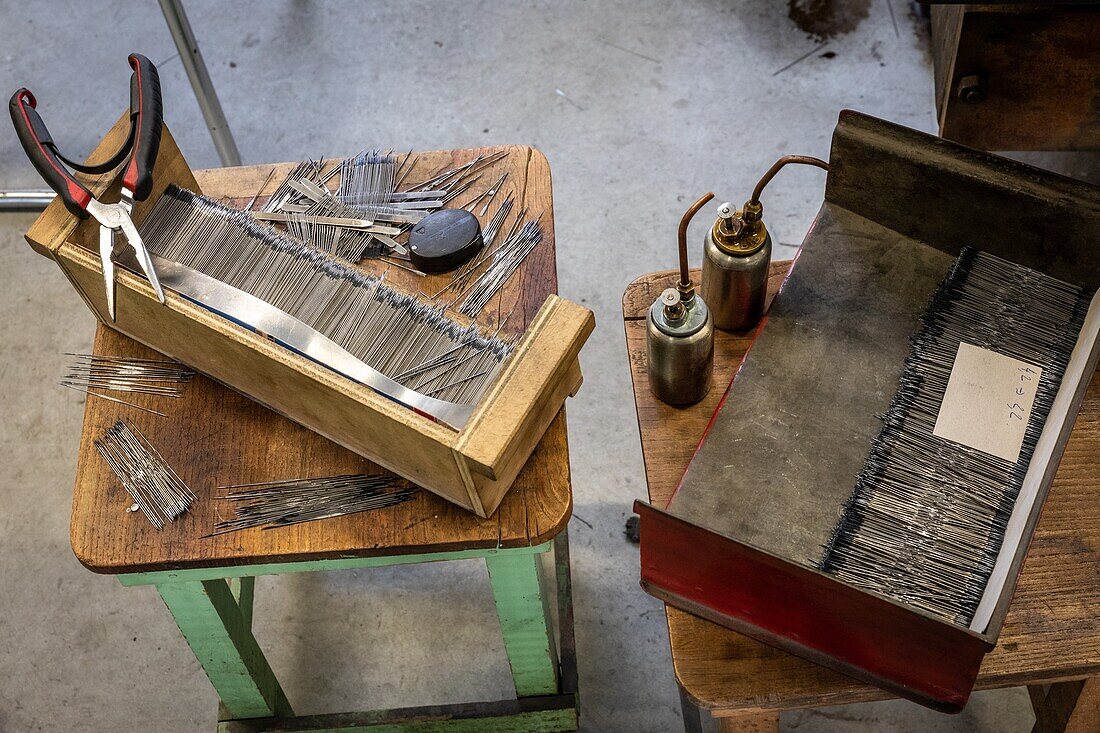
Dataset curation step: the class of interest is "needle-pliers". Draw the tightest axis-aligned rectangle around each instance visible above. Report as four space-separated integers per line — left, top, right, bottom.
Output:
9 53 165 321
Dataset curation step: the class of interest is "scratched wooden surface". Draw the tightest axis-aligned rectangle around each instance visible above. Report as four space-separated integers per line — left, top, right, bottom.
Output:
624 265 1100 714
69 148 573 574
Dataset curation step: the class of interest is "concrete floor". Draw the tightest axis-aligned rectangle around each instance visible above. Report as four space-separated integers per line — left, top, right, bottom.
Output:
0 1 1085 731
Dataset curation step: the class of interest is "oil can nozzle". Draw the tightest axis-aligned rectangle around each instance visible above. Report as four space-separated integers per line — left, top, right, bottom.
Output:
712 156 829 252
715 202 743 234
660 288 685 321
740 199 764 224
676 192 715 302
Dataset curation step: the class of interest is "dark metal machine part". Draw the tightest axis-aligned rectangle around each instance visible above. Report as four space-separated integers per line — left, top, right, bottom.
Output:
408 208 484 274
673 108 1100 588
676 204 952 565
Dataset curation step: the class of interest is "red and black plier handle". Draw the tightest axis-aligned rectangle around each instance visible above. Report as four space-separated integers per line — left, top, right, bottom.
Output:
9 53 163 217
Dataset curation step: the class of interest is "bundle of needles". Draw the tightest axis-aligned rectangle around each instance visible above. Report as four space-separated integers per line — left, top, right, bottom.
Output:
256 149 543 313
95 419 195 529
461 171 509 218
59 353 195 416
286 189 388 262
210 474 418 535
820 247 1090 627
336 151 397 213
456 219 544 317
258 150 509 264
140 185 516 407
431 197 516 301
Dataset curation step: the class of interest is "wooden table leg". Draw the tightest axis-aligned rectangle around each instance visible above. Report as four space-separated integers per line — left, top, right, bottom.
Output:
155 578 292 720
487 546 560 698
678 684 709 733
717 712 780 733
676 689 780 733
1030 684 1049 716
1032 678 1100 733
553 530 579 697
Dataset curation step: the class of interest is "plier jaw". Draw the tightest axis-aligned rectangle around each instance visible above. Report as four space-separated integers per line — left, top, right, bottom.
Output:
9 53 165 321
87 198 166 321
99 219 118 322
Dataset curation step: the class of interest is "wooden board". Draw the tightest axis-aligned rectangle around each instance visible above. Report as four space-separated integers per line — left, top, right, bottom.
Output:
66 155 574 573
624 266 1100 713
931 5 1100 150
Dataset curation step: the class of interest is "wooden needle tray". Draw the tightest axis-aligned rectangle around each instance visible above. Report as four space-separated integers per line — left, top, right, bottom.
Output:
24 115 594 518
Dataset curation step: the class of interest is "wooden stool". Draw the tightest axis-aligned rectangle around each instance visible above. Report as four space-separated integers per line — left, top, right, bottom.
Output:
623 265 1100 733
69 158 578 732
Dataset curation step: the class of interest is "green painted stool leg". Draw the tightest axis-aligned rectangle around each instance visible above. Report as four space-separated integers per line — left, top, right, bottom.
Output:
486 549 560 698
218 577 256 721
157 578 292 720
229 577 256 627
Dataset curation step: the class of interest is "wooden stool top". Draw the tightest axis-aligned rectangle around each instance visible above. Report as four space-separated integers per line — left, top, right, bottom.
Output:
70 149 572 574
624 264 1100 714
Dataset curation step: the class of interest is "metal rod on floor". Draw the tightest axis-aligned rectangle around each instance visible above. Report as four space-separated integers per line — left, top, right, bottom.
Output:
0 1 241 214
0 190 54 211
158 0 242 167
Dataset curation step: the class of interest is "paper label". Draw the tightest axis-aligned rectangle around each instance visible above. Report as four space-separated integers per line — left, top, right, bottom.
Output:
932 342 1042 463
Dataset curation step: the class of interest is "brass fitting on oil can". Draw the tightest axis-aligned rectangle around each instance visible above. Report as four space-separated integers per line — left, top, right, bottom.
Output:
701 155 828 331
710 200 768 257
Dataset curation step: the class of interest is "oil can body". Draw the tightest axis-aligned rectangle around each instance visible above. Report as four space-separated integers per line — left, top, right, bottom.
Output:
701 228 771 331
647 296 714 405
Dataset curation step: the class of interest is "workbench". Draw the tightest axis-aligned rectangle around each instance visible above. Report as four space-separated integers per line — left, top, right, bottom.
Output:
623 264 1100 733
69 151 579 732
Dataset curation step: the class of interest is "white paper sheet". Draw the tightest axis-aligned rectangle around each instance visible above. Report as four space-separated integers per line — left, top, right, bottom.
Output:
934 342 1042 463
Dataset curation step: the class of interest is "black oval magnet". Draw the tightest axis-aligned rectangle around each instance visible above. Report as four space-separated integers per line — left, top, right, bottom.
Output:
408 209 484 274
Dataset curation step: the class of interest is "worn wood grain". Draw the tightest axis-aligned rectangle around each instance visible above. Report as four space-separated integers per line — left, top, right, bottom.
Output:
1063 678 1099 733
459 298 592 482
930 6 964 122
716 713 779 733
67 151 573 573
624 266 1100 713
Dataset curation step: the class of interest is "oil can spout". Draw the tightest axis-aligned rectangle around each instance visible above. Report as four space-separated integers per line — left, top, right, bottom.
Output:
677 192 714 300
748 155 830 212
